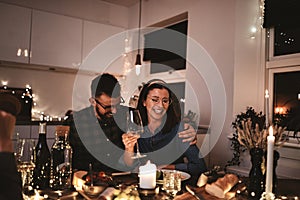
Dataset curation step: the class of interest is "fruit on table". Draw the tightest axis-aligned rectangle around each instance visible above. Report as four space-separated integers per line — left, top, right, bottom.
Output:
84 171 112 183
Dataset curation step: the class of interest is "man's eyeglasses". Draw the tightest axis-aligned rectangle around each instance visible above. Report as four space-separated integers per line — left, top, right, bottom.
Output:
93 97 125 111
147 96 172 105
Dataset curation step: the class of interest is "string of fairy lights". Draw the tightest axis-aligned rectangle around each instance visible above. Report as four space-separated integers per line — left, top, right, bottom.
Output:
1 81 65 121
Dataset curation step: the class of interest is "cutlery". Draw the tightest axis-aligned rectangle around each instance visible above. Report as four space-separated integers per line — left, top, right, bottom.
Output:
185 185 204 200
111 171 131 176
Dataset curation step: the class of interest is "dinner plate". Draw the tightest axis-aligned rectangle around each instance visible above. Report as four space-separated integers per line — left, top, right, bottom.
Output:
157 169 191 184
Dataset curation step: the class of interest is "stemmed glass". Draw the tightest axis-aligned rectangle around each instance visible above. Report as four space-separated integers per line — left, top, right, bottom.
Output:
15 138 36 198
126 109 146 159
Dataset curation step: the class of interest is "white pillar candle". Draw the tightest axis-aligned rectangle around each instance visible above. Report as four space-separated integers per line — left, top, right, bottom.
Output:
139 160 157 189
265 126 275 195
265 90 270 127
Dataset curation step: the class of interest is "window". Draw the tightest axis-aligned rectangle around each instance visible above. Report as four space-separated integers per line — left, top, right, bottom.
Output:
264 0 300 57
273 70 300 131
264 1 300 143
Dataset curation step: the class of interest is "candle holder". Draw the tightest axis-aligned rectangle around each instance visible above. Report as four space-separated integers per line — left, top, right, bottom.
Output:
260 191 275 200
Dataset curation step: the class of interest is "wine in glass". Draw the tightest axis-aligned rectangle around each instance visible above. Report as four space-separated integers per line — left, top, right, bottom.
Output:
15 138 36 197
126 109 146 159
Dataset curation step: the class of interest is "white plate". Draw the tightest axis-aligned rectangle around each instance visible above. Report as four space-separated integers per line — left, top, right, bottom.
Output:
157 169 191 184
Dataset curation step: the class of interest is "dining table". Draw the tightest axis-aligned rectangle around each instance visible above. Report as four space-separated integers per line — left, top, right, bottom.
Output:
30 171 300 200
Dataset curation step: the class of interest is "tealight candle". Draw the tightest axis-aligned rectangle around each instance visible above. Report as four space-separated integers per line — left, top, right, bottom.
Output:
265 126 275 195
139 160 157 189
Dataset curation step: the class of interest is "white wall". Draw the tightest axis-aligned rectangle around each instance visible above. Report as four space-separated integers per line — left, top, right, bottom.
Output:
233 0 265 114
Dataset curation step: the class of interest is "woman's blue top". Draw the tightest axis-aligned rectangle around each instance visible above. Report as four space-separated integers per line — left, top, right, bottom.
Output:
137 122 207 177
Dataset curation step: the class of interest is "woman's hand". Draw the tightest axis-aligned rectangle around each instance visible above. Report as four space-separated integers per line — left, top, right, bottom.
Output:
122 133 139 152
122 133 139 167
178 123 197 145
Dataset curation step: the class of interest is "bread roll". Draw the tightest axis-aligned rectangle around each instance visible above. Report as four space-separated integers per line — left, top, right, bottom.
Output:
205 174 238 198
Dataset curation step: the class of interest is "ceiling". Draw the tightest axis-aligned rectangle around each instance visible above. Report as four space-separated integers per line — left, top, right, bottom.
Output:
101 0 139 7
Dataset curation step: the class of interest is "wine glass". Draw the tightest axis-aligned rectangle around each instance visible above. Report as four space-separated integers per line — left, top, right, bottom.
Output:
126 109 146 159
15 138 36 198
162 170 181 199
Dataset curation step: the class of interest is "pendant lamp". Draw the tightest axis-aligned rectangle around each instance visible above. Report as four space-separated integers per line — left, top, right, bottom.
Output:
135 0 142 75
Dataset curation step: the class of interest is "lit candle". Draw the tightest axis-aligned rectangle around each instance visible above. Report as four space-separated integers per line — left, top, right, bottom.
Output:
139 160 157 189
265 90 269 127
265 126 275 195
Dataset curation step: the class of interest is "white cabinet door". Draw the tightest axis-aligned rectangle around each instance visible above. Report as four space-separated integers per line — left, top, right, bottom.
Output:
82 21 124 60
30 10 82 69
82 20 124 72
0 3 31 63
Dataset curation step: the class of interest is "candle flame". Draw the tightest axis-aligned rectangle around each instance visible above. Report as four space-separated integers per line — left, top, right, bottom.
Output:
269 126 273 136
265 90 269 98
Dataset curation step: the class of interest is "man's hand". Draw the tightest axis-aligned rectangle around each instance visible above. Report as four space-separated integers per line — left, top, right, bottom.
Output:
0 110 16 152
178 123 197 145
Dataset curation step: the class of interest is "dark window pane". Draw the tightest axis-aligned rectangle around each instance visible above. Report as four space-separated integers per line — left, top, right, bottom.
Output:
274 26 300 56
273 71 300 131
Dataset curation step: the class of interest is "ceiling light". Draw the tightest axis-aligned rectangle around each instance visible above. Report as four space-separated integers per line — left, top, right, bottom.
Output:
135 0 142 75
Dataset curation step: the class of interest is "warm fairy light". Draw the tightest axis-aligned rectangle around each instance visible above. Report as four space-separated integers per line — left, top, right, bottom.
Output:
1 80 8 86
251 26 257 33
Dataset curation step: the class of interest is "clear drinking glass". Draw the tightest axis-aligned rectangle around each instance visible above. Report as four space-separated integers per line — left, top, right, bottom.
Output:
126 109 146 159
15 138 36 198
162 170 181 198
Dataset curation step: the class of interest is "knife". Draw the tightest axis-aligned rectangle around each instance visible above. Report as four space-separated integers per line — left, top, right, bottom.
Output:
185 185 204 200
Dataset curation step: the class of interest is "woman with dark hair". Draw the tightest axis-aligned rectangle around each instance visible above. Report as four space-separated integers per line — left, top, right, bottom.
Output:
122 80 207 180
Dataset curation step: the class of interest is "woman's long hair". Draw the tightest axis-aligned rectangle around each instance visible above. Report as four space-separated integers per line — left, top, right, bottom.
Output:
136 80 181 134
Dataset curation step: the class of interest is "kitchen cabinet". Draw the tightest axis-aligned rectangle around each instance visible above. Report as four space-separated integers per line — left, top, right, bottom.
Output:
30 10 82 69
0 3 124 70
82 20 124 71
0 3 31 63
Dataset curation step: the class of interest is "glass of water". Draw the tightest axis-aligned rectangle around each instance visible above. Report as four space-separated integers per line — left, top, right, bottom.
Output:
162 170 181 198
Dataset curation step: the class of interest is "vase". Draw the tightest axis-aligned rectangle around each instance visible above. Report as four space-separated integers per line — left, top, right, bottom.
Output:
264 150 280 193
248 148 264 199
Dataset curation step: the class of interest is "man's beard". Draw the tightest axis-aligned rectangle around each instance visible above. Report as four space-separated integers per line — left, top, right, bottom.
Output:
96 108 114 124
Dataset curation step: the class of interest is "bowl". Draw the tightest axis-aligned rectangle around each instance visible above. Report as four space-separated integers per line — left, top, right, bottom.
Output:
82 182 108 197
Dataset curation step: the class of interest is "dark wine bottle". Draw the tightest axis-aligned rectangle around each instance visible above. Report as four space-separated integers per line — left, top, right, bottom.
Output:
32 122 51 189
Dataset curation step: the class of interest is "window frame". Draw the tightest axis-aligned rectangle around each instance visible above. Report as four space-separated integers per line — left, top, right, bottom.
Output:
267 28 300 148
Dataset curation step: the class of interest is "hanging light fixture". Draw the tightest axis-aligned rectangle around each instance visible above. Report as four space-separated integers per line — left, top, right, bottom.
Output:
135 0 142 75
